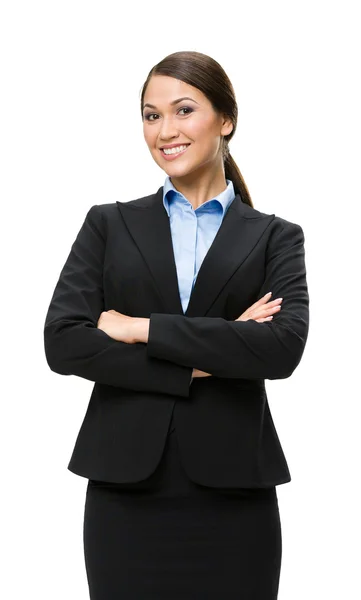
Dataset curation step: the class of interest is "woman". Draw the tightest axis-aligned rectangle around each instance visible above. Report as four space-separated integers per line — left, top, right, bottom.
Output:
44 51 309 599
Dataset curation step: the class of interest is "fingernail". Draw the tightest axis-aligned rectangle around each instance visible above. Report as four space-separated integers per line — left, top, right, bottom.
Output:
265 292 272 296
276 297 283 301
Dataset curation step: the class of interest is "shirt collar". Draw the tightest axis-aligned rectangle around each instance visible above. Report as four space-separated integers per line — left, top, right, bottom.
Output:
162 175 235 217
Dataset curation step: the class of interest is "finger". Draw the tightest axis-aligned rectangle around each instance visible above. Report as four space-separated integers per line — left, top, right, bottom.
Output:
261 304 282 314
266 297 283 307
252 300 283 316
235 305 280 321
251 295 284 313
251 305 281 319
256 316 273 322
253 297 283 311
247 292 273 311
235 296 283 321
108 309 129 318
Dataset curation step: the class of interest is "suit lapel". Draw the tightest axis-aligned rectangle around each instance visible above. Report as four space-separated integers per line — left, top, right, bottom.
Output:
116 186 274 317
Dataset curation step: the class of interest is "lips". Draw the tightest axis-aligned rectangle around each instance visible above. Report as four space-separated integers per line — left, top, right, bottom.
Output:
159 144 191 161
160 143 191 150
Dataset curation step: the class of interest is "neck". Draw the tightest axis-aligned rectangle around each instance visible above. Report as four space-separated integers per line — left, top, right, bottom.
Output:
169 164 228 210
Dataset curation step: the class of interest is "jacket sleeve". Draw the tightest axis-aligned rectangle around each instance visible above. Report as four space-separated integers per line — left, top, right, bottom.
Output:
147 220 309 380
43 205 193 396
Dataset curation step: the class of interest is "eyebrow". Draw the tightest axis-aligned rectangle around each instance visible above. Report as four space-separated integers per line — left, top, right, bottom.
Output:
143 96 200 110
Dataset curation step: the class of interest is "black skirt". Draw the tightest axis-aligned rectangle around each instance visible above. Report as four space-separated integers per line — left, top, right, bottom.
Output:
83 414 282 599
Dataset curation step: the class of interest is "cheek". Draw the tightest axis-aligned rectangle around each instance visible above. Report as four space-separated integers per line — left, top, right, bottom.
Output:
143 134 150 149
188 116 218 144
143 126 155 149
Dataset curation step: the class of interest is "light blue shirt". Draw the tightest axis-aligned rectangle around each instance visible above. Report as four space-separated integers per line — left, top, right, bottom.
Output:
162 176 236 313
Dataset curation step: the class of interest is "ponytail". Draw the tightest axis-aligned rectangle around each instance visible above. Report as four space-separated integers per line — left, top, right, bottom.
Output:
224 143 253 208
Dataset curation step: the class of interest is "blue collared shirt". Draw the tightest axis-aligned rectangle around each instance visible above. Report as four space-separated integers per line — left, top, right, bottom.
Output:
162 176 236 313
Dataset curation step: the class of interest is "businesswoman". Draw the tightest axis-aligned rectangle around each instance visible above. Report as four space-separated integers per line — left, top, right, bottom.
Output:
44 51 309 599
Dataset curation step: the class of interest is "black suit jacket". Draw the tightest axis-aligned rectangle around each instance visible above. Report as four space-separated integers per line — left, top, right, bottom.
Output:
43 185 309 488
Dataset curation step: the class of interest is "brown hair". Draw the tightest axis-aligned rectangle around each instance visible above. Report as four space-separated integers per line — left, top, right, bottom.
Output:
140 50 253 208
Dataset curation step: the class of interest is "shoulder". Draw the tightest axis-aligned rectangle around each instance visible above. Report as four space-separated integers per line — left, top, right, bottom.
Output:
240 200 305 242
87 189 159 219
82 202 117 230
81 190 158 237
271 214 305 241
266 213 306 256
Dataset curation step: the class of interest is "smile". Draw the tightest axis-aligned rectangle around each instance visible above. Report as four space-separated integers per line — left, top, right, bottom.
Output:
160 144 190 161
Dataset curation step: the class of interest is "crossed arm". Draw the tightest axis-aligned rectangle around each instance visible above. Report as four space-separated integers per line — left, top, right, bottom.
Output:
44 206 193 397
144 222 309 380
44 205 309 393
97 292 284 379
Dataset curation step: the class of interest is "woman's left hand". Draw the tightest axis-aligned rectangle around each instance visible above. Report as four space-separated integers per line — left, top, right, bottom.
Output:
97 309 140 344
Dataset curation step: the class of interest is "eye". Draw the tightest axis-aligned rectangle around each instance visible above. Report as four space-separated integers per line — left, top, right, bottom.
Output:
144 106 194 121
144 113 158 122
178 107 193 116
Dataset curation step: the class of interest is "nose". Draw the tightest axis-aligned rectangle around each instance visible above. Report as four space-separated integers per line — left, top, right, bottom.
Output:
159 116 179 141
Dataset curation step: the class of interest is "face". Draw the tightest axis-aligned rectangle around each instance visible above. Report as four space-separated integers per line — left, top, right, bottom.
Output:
142 75 233 180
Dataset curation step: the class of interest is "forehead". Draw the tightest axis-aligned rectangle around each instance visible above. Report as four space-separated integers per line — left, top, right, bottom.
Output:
143 75 207 106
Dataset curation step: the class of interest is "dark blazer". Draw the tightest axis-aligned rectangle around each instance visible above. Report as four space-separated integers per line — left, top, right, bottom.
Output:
44 185 309 488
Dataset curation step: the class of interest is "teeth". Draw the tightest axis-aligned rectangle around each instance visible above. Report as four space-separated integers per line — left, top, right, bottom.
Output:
162 144 189 155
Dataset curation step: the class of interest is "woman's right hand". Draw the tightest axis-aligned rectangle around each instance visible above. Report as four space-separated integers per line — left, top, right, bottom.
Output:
235 292 283 323
191 292 283 378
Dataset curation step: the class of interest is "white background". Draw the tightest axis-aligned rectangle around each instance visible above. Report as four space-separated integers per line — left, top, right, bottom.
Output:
1 1 360 598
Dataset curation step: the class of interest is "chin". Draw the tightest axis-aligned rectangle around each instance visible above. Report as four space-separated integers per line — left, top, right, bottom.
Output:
163 162 196 176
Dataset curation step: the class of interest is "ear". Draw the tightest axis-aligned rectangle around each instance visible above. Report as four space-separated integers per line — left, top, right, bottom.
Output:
220 115 233 137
